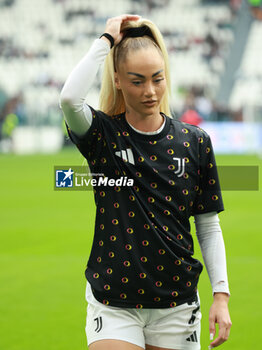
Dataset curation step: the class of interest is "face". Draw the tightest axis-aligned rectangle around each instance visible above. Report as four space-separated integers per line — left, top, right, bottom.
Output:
114 46 166 118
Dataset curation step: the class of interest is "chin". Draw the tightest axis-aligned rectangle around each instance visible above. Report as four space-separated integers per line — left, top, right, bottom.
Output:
144 107 159 115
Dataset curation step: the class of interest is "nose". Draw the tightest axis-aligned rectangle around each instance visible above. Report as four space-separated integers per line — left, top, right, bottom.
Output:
144 81 155 98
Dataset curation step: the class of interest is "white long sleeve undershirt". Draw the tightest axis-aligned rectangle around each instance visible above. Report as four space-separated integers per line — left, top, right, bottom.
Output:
59 39 230 296
59 38 110 136
195 212 230 295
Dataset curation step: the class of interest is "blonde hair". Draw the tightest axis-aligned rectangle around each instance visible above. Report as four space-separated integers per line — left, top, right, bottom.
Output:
99 18 171 117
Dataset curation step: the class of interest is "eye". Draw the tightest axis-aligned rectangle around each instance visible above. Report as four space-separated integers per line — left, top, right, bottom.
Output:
154 78 164 83
132 81 142 86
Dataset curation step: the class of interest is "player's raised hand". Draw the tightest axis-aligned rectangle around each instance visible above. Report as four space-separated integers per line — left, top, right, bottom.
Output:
208 293 232 349
103 14 141 46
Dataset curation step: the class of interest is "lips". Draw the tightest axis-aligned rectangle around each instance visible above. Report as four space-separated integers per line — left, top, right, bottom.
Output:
143 100 157 106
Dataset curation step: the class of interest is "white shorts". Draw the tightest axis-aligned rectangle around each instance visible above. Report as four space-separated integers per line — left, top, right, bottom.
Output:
85 282 201 350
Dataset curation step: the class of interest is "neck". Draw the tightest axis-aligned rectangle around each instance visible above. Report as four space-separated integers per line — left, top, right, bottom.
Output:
125 109 164 132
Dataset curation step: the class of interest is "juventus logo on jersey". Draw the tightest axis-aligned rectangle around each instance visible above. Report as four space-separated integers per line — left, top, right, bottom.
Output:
94 316 103 333
173 157 185 177
115 148 135 165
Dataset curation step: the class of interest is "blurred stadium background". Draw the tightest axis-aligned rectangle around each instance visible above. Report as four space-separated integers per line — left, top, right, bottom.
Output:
0 0 261 349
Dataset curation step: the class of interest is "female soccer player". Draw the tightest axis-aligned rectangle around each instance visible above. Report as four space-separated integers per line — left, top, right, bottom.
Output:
59 14 232 350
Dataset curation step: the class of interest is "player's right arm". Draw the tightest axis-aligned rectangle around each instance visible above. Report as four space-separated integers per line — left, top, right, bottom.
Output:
59 14 140 137
59 38 110 136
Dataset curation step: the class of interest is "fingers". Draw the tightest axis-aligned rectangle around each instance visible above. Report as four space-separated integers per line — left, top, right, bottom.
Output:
104 14 141 46
209 314 216 342
116 14 141 20
107 14 141 25
210 321 231 348
209 318 232 349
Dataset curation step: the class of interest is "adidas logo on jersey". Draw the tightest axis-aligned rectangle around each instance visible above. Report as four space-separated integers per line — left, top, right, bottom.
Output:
115 148 135 165
186 330 198 342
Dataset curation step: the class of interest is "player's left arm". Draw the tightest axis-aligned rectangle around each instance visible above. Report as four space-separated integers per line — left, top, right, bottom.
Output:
194 212 232 349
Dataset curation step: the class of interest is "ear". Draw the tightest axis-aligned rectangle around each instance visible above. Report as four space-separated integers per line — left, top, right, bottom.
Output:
114 72 121 90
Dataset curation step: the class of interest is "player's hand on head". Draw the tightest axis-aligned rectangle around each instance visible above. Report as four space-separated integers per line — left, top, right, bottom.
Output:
104 14 141 45
208 293 232 349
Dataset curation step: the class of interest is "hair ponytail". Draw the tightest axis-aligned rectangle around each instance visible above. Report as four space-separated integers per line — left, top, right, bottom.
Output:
99 18 171 117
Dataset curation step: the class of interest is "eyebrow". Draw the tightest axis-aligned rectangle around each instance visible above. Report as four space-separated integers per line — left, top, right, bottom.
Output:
127 69 164 78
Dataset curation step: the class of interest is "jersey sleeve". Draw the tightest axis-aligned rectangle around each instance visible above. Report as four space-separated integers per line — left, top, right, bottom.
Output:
191 131 224 215
65 105 104 161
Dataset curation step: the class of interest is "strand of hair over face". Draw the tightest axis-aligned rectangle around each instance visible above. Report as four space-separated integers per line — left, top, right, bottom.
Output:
99 19 171 117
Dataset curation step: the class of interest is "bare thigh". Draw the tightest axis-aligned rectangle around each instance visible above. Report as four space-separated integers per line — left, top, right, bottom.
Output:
89 339 144 350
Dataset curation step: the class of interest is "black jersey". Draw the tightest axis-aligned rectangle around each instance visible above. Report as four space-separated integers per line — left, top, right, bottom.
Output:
66 107 224 309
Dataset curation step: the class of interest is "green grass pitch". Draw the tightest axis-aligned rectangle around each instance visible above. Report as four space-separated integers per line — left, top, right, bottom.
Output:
0 147 261 350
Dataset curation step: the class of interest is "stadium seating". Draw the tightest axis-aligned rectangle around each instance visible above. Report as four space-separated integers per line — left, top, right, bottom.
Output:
0 0 250 125
229 20 262 115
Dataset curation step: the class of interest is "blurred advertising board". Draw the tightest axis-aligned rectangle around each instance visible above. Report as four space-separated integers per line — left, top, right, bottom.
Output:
200 122 262 154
